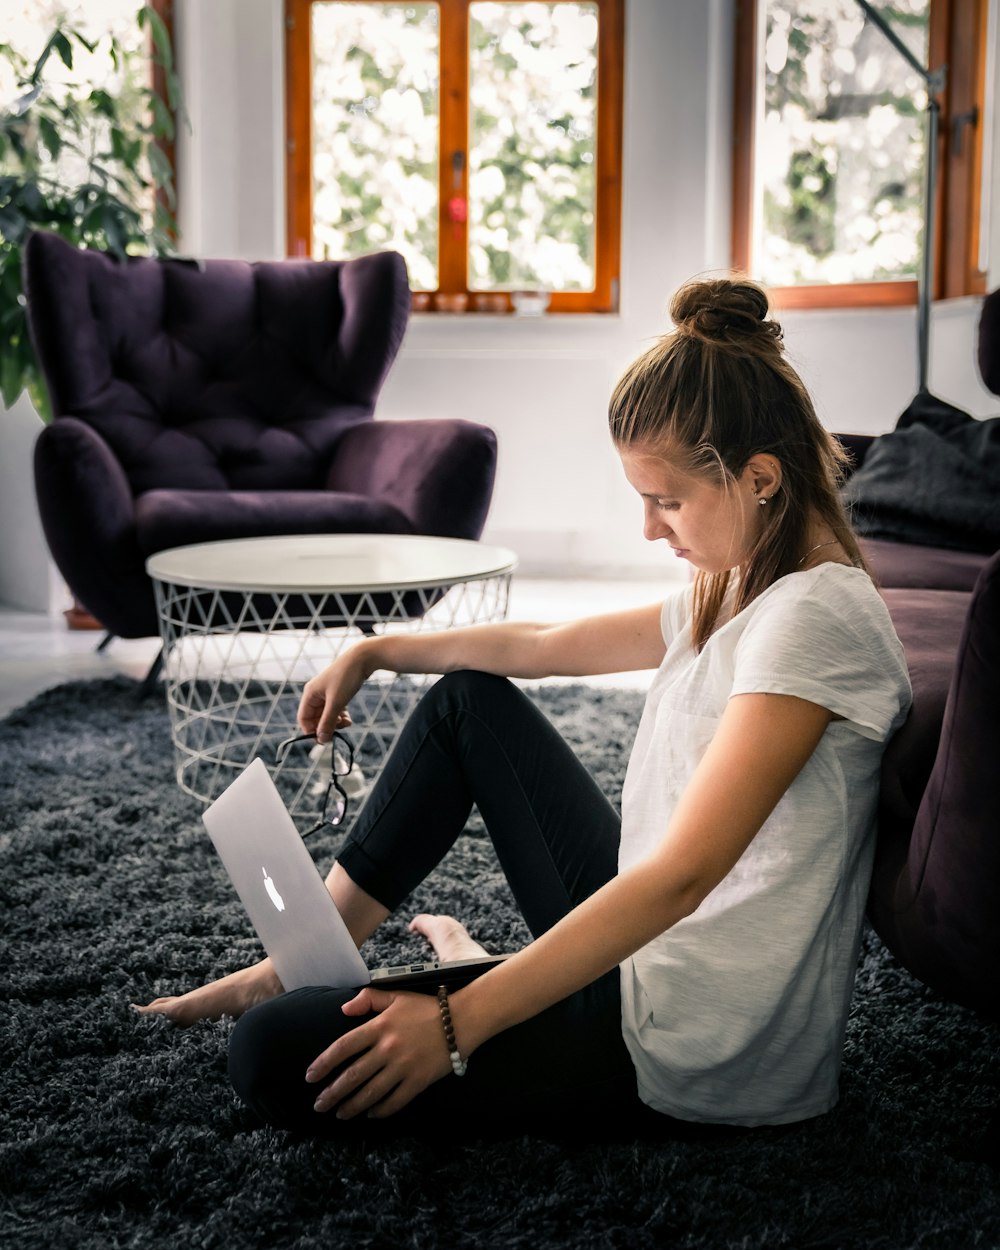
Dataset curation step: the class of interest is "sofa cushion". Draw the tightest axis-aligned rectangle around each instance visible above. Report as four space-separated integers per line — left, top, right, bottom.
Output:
843 414 1000 555
877 588 970 841
861 537 988 592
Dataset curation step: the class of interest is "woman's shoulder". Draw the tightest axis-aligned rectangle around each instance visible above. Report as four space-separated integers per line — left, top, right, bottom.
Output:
732 564 911 730
768 562 882 611
747 562 906 666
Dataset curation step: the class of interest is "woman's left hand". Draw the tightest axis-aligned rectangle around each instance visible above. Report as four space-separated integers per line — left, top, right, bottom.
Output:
306 987 453 1120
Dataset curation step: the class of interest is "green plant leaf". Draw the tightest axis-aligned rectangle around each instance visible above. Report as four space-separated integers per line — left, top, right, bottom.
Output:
37 116 62 161
27 371 53 423
147 144 175 203
70 28 97 56
0 343 25 410
149 94 175 142
141 6 175 75
88 88 117 120
53 31 73 71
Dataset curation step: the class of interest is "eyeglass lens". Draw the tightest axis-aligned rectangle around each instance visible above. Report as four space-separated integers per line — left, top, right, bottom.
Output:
331 736 353 777
275 733 352 835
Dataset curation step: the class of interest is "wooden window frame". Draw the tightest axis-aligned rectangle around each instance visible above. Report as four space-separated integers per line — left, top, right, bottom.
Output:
285 0 624 313
150 0 178 225
731 0 988 310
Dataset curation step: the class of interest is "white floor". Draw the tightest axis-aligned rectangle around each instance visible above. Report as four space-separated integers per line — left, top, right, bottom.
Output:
0 574 681 719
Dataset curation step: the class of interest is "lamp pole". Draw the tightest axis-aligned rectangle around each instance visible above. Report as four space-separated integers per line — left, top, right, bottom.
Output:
854 0 947 395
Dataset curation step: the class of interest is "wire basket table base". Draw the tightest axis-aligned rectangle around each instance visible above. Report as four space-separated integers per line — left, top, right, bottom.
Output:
152 573 513 822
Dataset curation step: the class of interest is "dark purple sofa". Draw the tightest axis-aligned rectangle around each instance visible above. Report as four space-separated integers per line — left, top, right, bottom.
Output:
835 293 1000 1022
24 231 498 641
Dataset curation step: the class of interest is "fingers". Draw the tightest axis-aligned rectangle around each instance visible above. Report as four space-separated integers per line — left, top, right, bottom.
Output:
315 713 340 746
305 991 444 1121
297 684 350 744
306 1019 373 1084
296 684 324 736
305 989 395 1083
310 1043 424 1120
341 986 394 1017
312 1055 403 1119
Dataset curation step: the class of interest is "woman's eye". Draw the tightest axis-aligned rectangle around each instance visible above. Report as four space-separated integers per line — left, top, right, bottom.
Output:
656 500 679 511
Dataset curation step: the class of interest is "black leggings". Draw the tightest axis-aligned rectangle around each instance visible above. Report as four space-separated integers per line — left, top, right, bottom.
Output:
229 671 654 1137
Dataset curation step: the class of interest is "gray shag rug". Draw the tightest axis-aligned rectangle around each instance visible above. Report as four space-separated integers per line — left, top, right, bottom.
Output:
1 675 999 1250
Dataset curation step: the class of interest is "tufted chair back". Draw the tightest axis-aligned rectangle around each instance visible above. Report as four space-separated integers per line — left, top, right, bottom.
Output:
25 231 410 494
24 230 498 643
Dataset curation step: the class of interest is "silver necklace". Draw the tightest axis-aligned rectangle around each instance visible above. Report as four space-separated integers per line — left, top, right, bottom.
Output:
798 540 839 567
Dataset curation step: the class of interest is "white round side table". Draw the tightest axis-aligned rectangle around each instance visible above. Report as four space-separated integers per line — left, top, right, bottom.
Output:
146 534 518 817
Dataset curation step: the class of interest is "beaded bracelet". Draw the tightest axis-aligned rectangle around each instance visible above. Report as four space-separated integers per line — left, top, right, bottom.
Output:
436 985 468 1077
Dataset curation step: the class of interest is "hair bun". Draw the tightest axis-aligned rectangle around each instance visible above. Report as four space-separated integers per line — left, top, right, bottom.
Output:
670 277 781 347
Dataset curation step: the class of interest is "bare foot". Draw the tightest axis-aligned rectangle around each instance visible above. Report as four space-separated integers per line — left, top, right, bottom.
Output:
131 958 282 1027
409 914 489 962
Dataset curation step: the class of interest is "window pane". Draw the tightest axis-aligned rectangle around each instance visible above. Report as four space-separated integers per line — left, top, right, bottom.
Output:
754 0 929 288
468 2 598 292
311 2 440 289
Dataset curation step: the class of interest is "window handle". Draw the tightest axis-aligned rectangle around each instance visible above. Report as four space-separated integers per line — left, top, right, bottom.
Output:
951 107 979 157
451 149 465 187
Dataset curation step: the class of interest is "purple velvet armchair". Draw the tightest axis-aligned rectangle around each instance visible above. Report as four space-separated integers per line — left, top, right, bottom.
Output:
24 230 498 642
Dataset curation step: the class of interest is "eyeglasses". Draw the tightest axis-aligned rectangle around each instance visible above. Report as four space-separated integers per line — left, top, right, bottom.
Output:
274 732 354 836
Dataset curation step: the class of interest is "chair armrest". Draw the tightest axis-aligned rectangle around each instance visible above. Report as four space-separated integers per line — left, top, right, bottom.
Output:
34 417 156 636
325 418 498 540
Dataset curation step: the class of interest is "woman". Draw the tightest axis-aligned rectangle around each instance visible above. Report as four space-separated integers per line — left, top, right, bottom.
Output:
137 277 911 1136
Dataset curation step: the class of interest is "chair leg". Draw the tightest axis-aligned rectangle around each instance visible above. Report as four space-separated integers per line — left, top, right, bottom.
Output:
139 647 165 698
96 632 115 654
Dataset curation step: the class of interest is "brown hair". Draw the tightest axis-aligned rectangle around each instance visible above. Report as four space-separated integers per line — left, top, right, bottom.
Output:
608 276 868 650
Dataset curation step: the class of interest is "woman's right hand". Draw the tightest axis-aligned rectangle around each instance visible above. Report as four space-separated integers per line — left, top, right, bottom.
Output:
297 642 376 742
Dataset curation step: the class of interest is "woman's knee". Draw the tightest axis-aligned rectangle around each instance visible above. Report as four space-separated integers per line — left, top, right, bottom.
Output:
429 669 513 708
229 987 358 1132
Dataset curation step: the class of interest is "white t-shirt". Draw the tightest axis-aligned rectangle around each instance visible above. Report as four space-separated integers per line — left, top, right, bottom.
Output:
618 564 911 1126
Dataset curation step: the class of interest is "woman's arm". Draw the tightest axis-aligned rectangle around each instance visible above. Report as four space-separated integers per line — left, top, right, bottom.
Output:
307 690 835 1119
298 602 667 742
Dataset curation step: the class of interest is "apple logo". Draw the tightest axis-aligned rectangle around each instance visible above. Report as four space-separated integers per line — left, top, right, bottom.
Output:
262 866 285 912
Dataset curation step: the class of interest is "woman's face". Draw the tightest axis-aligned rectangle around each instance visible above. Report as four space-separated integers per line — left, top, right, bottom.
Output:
618 448 763 574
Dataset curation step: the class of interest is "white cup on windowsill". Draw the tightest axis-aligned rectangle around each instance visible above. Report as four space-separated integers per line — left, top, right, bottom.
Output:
510 289 550 317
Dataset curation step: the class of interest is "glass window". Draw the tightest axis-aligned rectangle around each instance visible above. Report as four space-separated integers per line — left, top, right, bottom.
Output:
732 0 987 306
288 0 623 313
755 0 929 289
468 2 598 293
310 2 441 288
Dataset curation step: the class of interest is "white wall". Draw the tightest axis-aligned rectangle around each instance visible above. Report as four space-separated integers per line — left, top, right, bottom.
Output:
174 0 1000 578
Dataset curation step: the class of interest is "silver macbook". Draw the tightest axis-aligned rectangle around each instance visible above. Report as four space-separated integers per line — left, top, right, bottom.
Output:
201 757 509 993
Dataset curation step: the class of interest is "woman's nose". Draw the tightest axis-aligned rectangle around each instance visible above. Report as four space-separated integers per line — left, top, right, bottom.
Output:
643 505 671 542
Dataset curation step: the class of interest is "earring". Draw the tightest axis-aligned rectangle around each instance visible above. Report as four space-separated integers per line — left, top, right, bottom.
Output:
758 496 767 506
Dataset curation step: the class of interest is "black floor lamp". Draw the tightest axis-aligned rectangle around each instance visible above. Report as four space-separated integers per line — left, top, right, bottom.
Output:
855 0 965 426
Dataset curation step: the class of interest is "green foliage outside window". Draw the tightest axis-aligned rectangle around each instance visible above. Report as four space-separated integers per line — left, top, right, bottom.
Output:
468 3 597 292
312 3 439 288
757 0 929 287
